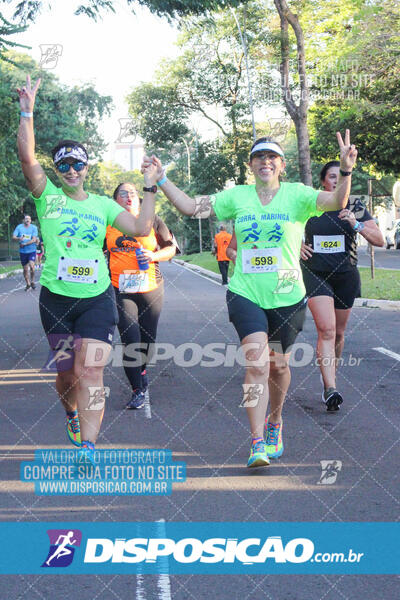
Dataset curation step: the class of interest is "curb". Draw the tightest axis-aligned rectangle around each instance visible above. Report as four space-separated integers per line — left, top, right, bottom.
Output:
173 259 400 311
0 268 23 280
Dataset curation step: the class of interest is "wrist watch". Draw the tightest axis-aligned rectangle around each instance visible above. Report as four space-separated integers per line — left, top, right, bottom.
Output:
143 185 157 194
353 221 365 232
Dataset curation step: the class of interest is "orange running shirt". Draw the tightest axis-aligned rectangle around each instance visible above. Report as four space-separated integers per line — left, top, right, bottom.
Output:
106 225 161 292
214 231 232 261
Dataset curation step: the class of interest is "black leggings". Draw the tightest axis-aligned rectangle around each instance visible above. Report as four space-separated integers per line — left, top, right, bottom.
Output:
114 282 164 390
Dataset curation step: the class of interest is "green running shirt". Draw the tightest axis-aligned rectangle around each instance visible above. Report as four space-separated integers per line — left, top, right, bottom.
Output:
32 178 124 298
211 182 323 309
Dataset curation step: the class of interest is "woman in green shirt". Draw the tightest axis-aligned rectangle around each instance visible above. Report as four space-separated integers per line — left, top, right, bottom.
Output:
141 131 357 468
17 75 156 463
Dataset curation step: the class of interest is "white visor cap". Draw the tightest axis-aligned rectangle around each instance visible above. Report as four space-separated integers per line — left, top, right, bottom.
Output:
250 141 285 159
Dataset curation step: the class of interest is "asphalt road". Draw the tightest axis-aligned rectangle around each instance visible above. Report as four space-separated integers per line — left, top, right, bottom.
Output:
357 245 400 270
0 263 399 599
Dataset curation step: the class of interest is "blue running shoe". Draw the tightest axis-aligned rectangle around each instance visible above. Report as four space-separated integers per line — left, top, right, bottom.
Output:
265 417 283 458
247 440 270 468
76 441 96 466
126 389 145 410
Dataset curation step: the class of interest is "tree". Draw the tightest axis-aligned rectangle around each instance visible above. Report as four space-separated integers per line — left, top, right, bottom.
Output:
7 0 248 23
0 12 30 63
273 0 312 185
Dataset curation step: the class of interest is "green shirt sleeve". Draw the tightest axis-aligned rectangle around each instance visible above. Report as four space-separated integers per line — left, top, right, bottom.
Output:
293 183 323 222
101 195 125 226
210 188 236 221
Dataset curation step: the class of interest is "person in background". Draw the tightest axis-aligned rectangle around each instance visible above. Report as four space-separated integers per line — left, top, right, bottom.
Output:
300 160 384 411
35 235 44 269
13 214 38 290
213 225 232 285
106 182 177 409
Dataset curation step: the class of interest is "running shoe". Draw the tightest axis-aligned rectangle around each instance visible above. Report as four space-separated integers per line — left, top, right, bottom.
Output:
323 389 343 412
76 441 96 466
141 370 148 393
265 417 284 458
126 389 145 410
66 414 81 447
31 282 36 290
247 440 270 468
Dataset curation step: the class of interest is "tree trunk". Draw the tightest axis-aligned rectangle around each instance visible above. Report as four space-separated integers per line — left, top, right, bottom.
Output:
273 0 312 185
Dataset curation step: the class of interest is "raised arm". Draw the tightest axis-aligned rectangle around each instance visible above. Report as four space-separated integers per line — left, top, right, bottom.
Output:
141 155 215 219
317 130 358 212
16 75 47 198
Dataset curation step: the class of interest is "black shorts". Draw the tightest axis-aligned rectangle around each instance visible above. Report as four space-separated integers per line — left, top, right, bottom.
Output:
39 284 119 345
226 290 307 354
301 266 361 309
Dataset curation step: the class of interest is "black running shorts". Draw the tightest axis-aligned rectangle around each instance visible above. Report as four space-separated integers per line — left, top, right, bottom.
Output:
39 284 119 345
226 290 307 354
301 266 361 309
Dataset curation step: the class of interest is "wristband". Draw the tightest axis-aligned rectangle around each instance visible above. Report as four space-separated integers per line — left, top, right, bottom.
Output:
353 221 365 232
20 111 33 118
157 175 167 186
339 168 352 176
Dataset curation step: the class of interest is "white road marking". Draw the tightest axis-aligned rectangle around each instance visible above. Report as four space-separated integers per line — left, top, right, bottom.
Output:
373 347 400 362
143 389 152 419
0 285 25 295
156 519 172 600
134 520 172 600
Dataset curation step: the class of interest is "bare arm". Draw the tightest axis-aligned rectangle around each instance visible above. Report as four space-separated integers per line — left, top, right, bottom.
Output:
16 76 47 198
226 230 237 264
317 130 358 212
113 194 155 238
339 211 385 247
142 155 215 218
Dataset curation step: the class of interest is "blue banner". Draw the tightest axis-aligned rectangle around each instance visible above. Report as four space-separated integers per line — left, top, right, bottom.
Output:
0 522 398 574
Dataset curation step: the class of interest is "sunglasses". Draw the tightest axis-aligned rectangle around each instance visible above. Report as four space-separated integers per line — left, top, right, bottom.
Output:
251 151 281 161
118 190 138 198
56 161 86 173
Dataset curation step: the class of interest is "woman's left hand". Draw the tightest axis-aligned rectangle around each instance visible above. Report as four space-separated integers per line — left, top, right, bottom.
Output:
140 249 155 263
338 208 357 228
336 129 358 171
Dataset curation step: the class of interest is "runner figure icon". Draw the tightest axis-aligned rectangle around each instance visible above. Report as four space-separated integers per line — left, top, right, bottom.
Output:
242 222 261 243
45 531 77 566
45 335 75 370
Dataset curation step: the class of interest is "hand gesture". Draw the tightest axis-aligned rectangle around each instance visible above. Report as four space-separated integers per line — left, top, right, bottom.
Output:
16 75 41 113
336 129 357 171
300 242 313 261
141 154 164 186
338 208 356 228
140 249 155 263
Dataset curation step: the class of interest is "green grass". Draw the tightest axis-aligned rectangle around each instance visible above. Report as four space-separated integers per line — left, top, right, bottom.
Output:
0 264 22 275
177 254 400 301
178 252 235 277
359 267 400 301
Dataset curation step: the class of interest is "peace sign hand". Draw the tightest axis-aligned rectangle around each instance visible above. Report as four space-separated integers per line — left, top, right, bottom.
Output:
16 75 41 113
336 129 358 171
